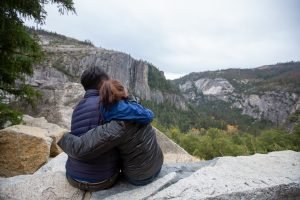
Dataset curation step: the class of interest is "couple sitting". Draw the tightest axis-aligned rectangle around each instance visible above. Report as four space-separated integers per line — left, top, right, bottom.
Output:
58 66 163 191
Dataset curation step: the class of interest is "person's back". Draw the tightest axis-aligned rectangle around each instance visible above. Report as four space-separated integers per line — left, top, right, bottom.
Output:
65 67 120 189
66 89 120 182
99 80 163 183
118 122 163 184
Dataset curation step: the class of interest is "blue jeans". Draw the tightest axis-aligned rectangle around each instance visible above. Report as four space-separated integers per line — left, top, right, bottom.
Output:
66 173 119 191
124 168 161 186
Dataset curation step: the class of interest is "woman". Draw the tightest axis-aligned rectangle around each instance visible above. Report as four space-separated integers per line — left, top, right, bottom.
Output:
99 79 153 125
59 79 163 189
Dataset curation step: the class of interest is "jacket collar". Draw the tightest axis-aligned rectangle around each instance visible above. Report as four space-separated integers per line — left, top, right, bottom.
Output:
84 89 99 98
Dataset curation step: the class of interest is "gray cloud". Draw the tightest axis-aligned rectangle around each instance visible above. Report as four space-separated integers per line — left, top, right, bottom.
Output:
27 0 300 79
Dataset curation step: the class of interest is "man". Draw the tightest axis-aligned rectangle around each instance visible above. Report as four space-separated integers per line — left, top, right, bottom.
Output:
66 67 120 191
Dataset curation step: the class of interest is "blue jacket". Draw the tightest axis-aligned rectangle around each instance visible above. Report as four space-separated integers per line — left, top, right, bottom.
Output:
100 100 154 124
66 89 120 182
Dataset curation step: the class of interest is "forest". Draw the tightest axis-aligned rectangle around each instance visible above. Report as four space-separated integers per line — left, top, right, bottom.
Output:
144 100 300 160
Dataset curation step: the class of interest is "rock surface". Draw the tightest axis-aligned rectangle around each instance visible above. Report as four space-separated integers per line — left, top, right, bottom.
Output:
0 116 68 177
0 125 52 177
0 171 84 200
179 77 300 124
15 31 186 128
150 151 300 200
0 153 84 200
19 82 85 129
22 115 68 156
0 151 299 200
240 92 299 124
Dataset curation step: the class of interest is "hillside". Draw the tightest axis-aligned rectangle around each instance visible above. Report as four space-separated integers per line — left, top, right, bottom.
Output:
20 29 185 129
175 62 300 94
172 62 300 127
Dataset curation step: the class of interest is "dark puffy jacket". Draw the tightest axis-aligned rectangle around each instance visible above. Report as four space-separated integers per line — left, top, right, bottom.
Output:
66 90 120 182
58 121 163 181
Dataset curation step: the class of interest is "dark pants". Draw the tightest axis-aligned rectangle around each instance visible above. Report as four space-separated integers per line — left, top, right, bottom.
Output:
66 173 119 191
124 167 161 186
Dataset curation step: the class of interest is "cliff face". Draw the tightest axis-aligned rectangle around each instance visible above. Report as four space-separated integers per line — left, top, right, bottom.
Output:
22 30 185 128
176 63 300 124
29 44 151 98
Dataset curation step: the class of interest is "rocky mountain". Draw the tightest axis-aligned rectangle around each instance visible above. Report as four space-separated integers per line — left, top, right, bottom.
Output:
21 29 185 129
174 62 300 125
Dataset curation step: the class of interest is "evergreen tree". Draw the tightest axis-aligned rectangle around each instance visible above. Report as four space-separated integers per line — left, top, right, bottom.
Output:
0 0 75 127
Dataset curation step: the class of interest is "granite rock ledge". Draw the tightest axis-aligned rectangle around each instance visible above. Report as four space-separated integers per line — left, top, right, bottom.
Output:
0 151 299 200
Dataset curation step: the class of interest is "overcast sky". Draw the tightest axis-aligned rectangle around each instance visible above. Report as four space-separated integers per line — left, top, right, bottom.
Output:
26 0 300 79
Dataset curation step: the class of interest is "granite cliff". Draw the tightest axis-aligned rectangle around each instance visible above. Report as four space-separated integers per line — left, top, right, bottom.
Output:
21 30 185 128
175 62 300 125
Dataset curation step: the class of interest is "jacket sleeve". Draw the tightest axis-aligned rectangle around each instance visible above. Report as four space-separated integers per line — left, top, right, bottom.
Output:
102 100 154 124
57 121 126 160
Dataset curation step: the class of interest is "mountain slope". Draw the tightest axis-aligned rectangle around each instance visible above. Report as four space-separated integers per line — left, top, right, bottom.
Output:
173 62 300 126
21 29 185 128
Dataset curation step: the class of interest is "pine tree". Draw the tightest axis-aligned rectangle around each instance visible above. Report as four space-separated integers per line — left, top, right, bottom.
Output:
0 0 75 128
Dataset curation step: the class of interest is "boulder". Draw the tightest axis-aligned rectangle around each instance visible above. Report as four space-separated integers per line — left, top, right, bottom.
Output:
0 125 52 177
91 173 177 200
35 152 68 174
22 115 67 156
149 151 300 199
0 171 84 200
0 153 83 200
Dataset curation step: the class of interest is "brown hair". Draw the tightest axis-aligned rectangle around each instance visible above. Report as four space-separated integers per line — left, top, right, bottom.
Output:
100 79 128 107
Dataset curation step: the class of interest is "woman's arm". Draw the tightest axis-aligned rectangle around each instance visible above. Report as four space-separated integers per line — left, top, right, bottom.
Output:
102 100 154 124
58 121 126 160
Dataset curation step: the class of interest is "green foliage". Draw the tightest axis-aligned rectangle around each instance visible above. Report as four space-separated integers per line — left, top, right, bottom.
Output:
0 0 75 128
288 109 300 123
289 110 300 150
256 129 292 152
143 100 227 132
161 126 300 160
28 29 94 47
146 97 299 159
196 99 273 134
148 64 179 93
143 99 272 134
0 103 22 127
52 56 75 78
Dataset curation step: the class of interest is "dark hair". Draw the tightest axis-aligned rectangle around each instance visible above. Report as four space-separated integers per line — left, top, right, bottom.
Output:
100 79 128 107
80 67 109 90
